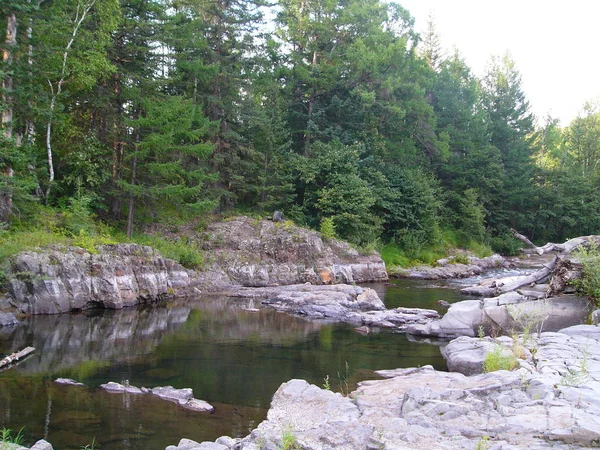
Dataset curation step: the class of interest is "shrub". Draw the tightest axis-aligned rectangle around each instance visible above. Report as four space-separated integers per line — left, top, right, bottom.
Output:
320 217 336 240
483 344 518 372
573 241 600 303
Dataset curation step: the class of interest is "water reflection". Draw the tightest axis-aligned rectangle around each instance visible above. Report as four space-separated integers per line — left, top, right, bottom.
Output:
0 290 456 450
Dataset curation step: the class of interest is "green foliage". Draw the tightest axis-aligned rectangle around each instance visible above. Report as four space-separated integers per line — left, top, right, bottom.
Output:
483 345 518 373
0 427 25 447
490 232 523 256
573 242 600 302
280 427 301 450
130 234 204 270
320 217 336 240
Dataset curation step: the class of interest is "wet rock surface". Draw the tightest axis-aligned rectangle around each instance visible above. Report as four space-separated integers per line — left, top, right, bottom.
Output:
101 382 214 412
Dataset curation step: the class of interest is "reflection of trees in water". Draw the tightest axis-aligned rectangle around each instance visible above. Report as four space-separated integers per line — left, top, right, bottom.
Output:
2 305 191 374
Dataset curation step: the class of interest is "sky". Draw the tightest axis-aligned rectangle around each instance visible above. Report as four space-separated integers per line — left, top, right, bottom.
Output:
398 0 600 127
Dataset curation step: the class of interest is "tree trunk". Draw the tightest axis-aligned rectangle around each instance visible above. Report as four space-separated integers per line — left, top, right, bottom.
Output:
1 13 17 221
126 156 137 238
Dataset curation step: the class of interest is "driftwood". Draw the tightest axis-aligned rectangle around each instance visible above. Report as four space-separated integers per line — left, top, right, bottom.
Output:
512 230 600 256
462 256 559 297
0 346 35 370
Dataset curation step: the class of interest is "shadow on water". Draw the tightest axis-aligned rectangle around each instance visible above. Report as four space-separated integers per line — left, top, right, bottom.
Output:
0 284 470 450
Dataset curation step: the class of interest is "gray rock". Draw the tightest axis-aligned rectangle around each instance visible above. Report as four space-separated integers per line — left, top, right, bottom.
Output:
151 386 194 403
229 284 438 327
201 216 388 286
54 378 84 386
7 244 196 314
0 312 19 327
592 309 600 325
393 254 507 280
100 381 144 394
181 398 214 413
558 324 600 338
29 441 53 450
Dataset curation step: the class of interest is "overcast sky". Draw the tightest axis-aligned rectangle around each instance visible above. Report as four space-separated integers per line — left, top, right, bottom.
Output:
399 0 600 127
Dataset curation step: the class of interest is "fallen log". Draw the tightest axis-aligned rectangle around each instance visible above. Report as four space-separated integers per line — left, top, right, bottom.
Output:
0 346 35 370
513 232 600 256
496 256 558 294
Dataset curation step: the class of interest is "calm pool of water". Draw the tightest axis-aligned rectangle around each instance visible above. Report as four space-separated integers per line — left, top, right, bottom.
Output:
0 282 470 450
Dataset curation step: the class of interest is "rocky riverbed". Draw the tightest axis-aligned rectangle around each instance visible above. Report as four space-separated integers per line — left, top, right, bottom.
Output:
165 324 600 450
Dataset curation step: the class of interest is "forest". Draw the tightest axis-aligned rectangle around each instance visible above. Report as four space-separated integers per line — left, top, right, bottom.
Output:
1 0 600 266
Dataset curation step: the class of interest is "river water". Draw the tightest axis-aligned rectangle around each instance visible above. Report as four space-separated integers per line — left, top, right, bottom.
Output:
0 280 472 450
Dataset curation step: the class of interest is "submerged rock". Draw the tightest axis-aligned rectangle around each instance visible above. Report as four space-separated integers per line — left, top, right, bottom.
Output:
0 312 19 327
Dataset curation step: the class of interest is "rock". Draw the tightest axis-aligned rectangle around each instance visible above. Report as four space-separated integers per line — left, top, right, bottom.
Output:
54 378 85 386
181 398 214 413
558 324 600 338
151 385 194 403
100 381 144 395
441 336 518 375
392 254 507 280
166 438 227 450
229 284 438 327
7 244 197 314
200 216 388 286
0 312 19 327
593 309 600 325
29 441 53 450
407 295 590 340
5 217 390 314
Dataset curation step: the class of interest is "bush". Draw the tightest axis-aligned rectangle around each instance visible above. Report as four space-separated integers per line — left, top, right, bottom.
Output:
573 241 600 302
320 217 336 240
483 344 518 372
490 232 523 256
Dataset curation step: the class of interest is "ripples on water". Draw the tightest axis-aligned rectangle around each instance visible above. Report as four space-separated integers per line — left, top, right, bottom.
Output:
0 283 472 450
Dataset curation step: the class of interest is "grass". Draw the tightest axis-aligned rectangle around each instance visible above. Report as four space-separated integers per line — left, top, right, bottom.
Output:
280 427 301 450
483 344 518 373
0 427 25 449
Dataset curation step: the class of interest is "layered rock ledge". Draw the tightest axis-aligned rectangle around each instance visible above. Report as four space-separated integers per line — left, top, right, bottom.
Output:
2 216 389 315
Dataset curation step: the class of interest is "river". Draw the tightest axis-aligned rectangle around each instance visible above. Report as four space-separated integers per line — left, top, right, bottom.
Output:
0 279 473 450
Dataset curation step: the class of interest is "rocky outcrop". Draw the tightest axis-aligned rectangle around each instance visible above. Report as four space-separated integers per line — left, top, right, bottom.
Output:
391 254 507 280
200 216 388 286
179 327 600 450
227 284 439 327
3 217 389 314
6 244 195 314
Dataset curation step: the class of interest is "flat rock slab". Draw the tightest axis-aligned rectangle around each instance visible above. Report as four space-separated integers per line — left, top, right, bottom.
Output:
100 382 214 412
54 378 85 386
229 284 438 327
